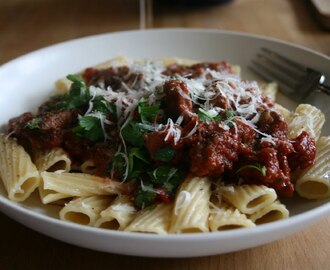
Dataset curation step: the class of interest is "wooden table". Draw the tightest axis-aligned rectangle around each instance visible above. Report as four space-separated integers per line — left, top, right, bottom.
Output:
1 0 330 269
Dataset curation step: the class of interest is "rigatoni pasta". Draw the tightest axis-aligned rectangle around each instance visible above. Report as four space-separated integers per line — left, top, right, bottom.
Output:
59 195 113 226
80 160 98 175
125 203 173 234
170 177 211 233
94 195 136 230
217 184 277 215
0 56 329 235
0 134 40 201
209 202 255 231
249 200 289 225
259 81 278 101
33 148 71 172
287 104 325 140
40 172 124 197
295 136 330 199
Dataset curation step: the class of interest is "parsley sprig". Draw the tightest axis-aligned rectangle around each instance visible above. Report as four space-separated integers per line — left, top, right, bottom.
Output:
198 108 221 123
121 120 147 147
64 74 90 109
236 163 267 176
154 146 175 162
138 98 159 124
73 115 105 143
134 165 183 208
25 117 42 129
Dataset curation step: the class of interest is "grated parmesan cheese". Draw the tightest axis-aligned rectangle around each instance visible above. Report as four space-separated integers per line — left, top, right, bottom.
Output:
111 203 136 213
174 190 192 215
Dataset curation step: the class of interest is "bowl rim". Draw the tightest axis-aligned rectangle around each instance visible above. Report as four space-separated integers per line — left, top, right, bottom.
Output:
0 27 330 243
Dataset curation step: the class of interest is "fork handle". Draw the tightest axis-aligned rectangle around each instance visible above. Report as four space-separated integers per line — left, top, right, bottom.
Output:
318 84 330 96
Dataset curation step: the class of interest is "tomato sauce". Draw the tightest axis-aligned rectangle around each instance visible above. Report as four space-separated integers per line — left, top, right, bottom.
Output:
7 61 316 199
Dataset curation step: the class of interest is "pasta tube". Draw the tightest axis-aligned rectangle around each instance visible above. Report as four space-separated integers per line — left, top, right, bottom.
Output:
59 195 113 226
33 148 71 172
125 203 173 234
288 104 325 140
94 195 136 230
170 177 212 233
249 200 289 224
80 160 98 175
39 172 125 204
259 81 278 101
0 134 40 201
218 184 277 215
209 202 255 231
295 136 330 199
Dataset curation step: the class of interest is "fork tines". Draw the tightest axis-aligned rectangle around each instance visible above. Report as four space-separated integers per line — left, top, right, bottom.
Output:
249 47 309 98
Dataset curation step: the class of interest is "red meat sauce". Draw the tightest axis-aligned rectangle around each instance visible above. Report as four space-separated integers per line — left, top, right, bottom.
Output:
6 61 316 200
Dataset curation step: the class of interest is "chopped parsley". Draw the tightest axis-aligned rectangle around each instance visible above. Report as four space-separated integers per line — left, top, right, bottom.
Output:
65 74 90 109
150 166 177 184
121 120 147 147
155 146 175 162
225 110 235 127
73 115 105 143
91 96 116 115
236 164 267 176
149 166 182 195
110 153 127 178
225 110 234 119
47 74 91 111
138 98 159 124
134 188 157 209
198 108 221 123
25 117 42 129
127 147 150 178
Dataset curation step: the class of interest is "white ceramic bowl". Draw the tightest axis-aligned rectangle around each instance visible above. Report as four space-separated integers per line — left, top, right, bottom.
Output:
0 29 329 257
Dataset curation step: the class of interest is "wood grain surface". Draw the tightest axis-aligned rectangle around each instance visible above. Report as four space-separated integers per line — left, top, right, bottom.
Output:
1 0 330 269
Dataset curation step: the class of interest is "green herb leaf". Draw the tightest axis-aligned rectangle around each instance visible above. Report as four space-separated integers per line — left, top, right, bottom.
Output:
122 120 146 147
154 146 175 162
73 116 104 143
225 110 234 119
91 96 115 114
150 166 178 184
227 121 234 128
67 74 84 84
150 166 182 194
66 94 90 110
236 164 267 176
128 147 150 178
198 108 221 123
134 188 157 209
67 74 87 94
25 117 42 129
111 153 127 178
224 110 236 127
144 165 184 196
213 115 222 123
138 98 159 124
162 181 176 194
51 74 91 110
198 108 213 122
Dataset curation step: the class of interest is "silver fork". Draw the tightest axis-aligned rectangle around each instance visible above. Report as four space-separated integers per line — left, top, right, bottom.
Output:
249 47 330 101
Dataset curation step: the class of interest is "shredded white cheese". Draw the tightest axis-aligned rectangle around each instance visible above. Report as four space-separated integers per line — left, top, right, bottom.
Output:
111 203 136 213
174 190 192 215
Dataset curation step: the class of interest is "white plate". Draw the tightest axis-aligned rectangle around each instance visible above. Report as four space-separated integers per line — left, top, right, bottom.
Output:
0 29 330 258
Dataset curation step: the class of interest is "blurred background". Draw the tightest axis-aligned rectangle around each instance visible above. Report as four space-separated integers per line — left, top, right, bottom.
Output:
0 0 329 65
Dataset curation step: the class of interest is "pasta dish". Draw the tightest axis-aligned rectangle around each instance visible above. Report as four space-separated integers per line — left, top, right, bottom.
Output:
0 57 328 234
